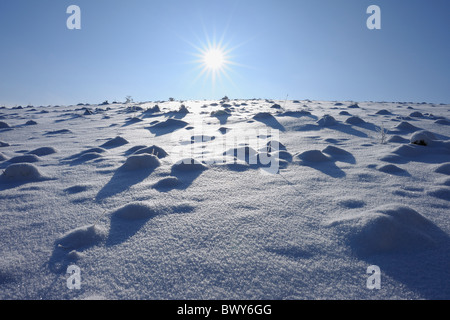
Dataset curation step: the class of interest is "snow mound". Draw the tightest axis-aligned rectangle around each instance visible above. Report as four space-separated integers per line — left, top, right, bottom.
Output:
388 135 409 143
379 154 404 164
64 185 90 194
150 118 187 129
80 147 107 155
393 121 419 132
317 115 337 127
434 119 450 126
27 147 57 156
440 177 450 186
297 150 331 162
133 145 168 158
378 164 409 175
178 104 189 113
435 163 450 175
339 111 351 116
224 146 259 163
100 136 129 148
345 116 366 125
124 145 147 155
120 154 160 171
336 198 366 209
375 109 391 115
171 158 207 172
76 152 103 162
410 130 437 146
274 150 293 162
211 109 230 117
0 141 10 147
148 118 188 136
0 152 7 161
67 250 85 262
427 187 450 201
322 145 351 156
409 111 424 117
56 224 107 250
279 110 312 117
1 163 44 181
0 121 10 129
125 117 143 125
25 120 37 125
253 112 273 120
392 144 424 157
144 105 161 113
112 202 162 220
7 154 40 163
327 204 438 256
45 129 72 135
153 176 180 189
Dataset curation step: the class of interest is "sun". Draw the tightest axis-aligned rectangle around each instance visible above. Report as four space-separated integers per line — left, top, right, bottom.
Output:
203 48 225 70
183 30 248 91
192 43 232 86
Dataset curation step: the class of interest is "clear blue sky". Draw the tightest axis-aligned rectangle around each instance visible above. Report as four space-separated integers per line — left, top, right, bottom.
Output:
1 0 449 106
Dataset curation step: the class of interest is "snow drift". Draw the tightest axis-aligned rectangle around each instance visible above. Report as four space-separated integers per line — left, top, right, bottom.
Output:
120 154 161 171
327 204 440 257
112 202 163 220
1 163 46 182
56 224 107 250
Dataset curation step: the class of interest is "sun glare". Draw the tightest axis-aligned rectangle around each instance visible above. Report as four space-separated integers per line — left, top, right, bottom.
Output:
203 48 225 70
184 31 247 90
194 43 232 85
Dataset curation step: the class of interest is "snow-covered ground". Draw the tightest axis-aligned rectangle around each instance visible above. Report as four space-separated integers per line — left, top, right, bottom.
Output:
0 99 449 300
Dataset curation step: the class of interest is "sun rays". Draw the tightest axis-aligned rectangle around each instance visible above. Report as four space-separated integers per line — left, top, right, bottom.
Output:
193 39 235 88
180 28 248 95
203 48 225 71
